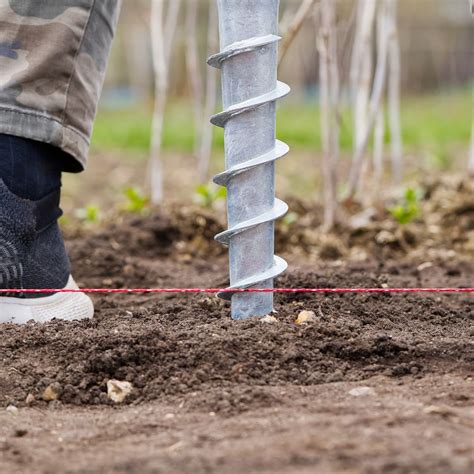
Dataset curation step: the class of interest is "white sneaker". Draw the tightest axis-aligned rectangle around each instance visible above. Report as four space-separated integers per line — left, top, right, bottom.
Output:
0 276 94 324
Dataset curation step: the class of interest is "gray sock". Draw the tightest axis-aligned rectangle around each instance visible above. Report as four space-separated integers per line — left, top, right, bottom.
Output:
0 179 70 298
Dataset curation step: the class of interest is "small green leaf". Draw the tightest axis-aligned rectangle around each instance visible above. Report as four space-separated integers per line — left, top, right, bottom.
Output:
194 184 226 209
388 187 422 225
282 211 298 227
123 187 149 213
75 205 101 223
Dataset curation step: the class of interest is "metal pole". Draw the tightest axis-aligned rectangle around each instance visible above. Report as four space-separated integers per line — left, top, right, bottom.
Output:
208 0 290 320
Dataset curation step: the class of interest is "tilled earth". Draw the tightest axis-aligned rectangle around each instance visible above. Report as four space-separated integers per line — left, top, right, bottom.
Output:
0 178 473 473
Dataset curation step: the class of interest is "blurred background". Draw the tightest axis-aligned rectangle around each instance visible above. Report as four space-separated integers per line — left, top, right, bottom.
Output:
62 0 473 224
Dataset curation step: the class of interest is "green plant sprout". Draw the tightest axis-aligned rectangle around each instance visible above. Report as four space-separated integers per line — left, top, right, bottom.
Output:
282 211 298 228
75 205 101 223
123 187 149 214
389 187 422 225
194 184 226 209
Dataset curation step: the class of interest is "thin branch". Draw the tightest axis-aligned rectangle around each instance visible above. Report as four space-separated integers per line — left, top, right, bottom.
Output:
317 0 340 230
387 0 403 185
148 0 181 204
185 0 204 154
351 0 376 151
279 0 318 67
346 0 390 200
198 1 218 182
164 0 181 64
371 2 387 207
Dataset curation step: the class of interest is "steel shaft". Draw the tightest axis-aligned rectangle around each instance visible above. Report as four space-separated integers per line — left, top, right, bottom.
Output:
209 0 290 320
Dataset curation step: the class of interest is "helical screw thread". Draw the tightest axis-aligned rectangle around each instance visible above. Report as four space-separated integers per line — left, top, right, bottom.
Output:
208 2 290 320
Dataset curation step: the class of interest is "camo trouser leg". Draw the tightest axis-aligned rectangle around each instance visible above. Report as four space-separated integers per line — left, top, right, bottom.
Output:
0 0 122 170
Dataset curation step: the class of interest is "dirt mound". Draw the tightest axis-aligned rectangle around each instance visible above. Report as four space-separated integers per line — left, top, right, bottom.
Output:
65 176 474 271
278 177 474 261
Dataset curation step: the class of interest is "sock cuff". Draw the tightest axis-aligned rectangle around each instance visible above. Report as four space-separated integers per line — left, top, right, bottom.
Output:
0 178 62 235
0 178 70 296
0 134 64 201
33 189 63 233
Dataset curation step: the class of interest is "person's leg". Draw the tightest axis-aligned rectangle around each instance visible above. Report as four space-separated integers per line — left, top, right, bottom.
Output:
0 1 121 323
0 0 122 168
0 135 64 200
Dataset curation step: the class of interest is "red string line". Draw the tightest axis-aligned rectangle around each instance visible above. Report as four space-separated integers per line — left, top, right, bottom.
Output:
0 288 473 294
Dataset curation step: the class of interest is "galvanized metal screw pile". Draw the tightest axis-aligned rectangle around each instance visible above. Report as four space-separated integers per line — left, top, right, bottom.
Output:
208 0 290 320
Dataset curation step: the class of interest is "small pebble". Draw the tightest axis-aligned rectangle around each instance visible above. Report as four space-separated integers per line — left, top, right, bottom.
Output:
6 405 18 416
25 394 35 405
349 386 376 397
295 310 317 325
107 380 133 403
260 315 278 324
417 262 433 272
375 230 397 245
43 383 61 402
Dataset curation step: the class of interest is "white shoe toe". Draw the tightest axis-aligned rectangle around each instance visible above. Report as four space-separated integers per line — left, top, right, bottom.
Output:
0 276 94 324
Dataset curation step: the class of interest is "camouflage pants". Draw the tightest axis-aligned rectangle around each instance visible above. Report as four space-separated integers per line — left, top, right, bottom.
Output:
0 0 121 170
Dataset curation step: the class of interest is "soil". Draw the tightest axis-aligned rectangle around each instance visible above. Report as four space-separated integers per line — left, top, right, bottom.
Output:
0 177 473 473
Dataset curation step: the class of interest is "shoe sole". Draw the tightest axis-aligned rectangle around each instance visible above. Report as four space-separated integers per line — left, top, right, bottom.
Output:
0 276 94 324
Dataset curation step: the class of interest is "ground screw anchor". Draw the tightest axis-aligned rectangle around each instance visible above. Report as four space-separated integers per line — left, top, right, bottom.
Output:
209 0 290 320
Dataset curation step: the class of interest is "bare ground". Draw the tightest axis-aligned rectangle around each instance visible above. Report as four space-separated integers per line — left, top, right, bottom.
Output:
0 176 473 473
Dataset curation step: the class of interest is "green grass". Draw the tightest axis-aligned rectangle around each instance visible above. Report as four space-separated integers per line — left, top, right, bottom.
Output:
91 86 473 156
